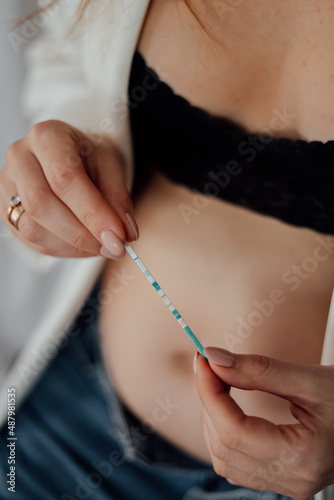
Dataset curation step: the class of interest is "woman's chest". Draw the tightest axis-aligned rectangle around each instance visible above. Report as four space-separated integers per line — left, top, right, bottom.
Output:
138 0 334 142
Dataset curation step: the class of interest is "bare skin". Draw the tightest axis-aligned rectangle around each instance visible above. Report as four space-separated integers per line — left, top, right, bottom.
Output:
100 0 334 463
1 0 334 496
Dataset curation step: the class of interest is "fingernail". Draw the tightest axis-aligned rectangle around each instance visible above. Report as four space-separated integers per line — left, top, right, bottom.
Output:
125 213 139 241
193 351 199 375
100 230 125 259
100 246 119 259
203 347 237 368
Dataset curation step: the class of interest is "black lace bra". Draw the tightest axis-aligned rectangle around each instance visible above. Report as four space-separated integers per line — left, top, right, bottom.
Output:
128 51 334 235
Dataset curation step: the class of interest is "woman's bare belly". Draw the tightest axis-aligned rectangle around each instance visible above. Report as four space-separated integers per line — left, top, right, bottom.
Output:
100 172 334 462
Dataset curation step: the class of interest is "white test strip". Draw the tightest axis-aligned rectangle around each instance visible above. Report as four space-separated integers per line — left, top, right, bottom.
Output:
125 242 207 358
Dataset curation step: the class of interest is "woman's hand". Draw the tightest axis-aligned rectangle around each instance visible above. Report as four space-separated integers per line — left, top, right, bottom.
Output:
195 348 334 499
0 120 139 258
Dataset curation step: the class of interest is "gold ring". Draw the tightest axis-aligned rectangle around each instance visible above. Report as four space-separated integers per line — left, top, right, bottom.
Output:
7 195 25 230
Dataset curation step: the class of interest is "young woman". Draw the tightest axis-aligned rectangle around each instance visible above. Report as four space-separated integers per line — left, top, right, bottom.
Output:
0 1 334 498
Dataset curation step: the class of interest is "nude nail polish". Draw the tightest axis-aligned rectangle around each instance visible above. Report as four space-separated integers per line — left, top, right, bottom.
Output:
100 230 125 259
100 246 118 259
125 213 139 241
203 347 237 368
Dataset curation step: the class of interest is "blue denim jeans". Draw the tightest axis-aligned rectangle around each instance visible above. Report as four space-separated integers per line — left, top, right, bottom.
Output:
0 283 314 500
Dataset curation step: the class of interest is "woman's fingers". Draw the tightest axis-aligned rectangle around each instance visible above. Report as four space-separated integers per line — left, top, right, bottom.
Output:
6 147 102 255
201 408 269 481
200 409 301 495
195 355 322 498
1 120 139 259
0 200 98 258
203 347 333 414
195 352 334 497
85 138 139 242
196 354 284 457
28 121 127 248
201 404 309 497
17 213 99 258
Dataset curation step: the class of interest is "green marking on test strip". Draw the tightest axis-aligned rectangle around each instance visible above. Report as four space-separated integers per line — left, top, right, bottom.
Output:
125 242 207 359
184 326 206 354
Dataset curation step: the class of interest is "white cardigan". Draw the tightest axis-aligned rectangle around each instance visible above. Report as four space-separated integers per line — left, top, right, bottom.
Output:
0 0 150 418
1 2 333 496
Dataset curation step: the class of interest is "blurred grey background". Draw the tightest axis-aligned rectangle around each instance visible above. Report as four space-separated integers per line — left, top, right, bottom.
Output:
0 0 37 164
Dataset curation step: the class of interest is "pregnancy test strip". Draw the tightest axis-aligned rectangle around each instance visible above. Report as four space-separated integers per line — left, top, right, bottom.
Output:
125 242 207 359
